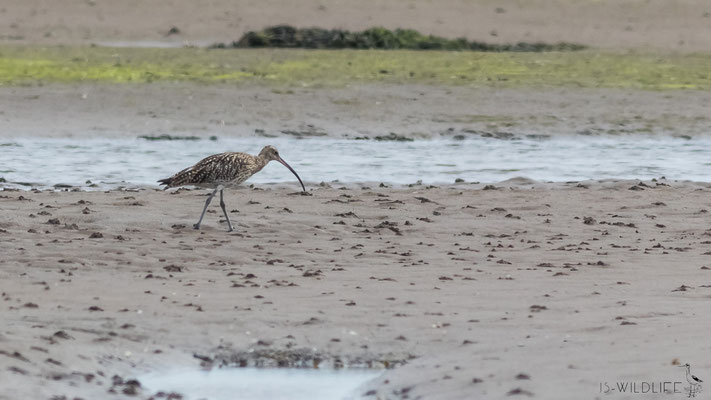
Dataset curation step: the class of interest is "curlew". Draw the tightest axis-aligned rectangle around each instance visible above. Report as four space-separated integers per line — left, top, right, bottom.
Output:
158 145 305 231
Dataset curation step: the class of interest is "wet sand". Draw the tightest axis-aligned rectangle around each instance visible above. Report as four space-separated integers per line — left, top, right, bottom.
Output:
3 83 711 139
1 181 710 399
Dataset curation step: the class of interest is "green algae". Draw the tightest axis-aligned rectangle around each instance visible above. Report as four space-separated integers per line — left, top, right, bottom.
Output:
0 45 710 90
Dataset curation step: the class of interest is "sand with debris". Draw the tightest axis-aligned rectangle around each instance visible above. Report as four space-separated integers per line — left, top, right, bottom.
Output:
2 180 711 399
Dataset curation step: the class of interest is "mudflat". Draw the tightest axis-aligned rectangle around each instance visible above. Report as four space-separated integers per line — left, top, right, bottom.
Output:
2 83 711 139
1 181 710 399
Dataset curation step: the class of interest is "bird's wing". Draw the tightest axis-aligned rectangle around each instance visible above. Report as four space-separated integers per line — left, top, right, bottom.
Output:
159 152 251 187
692 375 702 383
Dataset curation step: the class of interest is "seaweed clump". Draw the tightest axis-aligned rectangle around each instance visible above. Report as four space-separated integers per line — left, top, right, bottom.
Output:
203 347 413 370
213 25 586 52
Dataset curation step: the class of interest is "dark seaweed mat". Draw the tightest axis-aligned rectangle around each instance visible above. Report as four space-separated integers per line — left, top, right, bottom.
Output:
213 25 586 52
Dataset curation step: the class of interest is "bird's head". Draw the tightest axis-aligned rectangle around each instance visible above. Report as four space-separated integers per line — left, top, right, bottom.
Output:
259 145 281 162
258 145 306 192
679 363 691 368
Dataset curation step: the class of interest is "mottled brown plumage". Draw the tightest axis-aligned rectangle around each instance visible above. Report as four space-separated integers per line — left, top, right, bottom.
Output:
158 145 305 231
159 152 265 189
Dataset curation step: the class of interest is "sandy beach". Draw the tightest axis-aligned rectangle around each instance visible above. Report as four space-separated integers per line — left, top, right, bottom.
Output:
3 0 711 399
2 181 711 399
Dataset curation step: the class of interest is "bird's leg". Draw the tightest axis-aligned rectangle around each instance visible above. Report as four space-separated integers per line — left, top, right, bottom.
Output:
194 187 218 230
219 187 235 232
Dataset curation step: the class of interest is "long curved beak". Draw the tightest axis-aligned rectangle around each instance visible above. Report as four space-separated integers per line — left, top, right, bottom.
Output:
276 157 306 192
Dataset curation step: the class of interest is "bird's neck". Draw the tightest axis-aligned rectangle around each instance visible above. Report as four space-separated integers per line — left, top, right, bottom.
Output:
255 155 269 171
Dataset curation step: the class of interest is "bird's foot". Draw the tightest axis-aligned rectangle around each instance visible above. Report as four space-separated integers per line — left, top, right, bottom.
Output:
193 223 201 230
227 226 234 232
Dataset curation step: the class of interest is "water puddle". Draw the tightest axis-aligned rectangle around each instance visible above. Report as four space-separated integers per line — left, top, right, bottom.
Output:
139 368 380 400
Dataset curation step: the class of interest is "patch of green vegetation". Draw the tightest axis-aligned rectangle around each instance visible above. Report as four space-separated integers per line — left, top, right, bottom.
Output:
270 88 294 94
215 25 585 52
0 45 710 90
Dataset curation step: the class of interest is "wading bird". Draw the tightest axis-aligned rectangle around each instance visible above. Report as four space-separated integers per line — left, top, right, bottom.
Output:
158 146 305 232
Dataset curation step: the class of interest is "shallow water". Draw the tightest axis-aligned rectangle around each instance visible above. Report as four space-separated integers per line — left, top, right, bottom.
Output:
1 136 710 190
139 368 380 400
